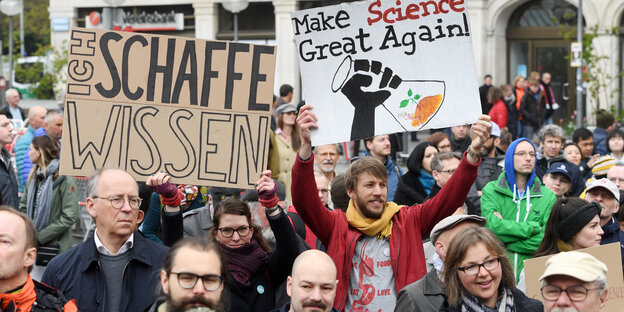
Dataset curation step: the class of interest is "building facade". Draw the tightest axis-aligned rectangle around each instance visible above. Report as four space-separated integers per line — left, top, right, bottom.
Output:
49 0 624 123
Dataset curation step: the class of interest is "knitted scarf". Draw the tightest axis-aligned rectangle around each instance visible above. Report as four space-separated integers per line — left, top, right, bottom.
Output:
217 239 268 286
26 159 62 231
346 199 401 238
460 287 514 312
0 275 36 312
418 168 434 195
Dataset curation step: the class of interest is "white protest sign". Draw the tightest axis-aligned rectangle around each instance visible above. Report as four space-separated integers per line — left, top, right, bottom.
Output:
291 0 481 145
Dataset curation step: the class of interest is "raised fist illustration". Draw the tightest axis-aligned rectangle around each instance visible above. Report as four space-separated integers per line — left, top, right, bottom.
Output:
336 57 402 140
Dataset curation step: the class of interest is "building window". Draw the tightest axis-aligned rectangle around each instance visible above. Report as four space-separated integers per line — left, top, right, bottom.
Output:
217 2 275 40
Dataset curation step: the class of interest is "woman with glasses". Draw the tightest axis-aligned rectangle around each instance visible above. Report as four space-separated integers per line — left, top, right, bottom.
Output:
441 226 542 311
394 141 439 205
156 170 302 311
19 135 79 271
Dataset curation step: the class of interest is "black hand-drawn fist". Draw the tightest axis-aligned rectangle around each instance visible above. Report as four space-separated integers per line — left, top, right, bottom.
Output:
340 59 402 141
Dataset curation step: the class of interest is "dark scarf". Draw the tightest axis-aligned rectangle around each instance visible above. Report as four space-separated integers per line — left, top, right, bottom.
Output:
26 159 63 231
460 287 514 312
218 239 268 286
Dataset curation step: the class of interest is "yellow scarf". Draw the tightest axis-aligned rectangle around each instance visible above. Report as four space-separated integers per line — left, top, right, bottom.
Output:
557 240 572 252
346 199 402 238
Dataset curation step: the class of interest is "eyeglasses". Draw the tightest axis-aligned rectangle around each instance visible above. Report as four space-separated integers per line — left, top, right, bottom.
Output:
514 151 536 158
217 226 252 238
170 272 224 291
458 258 500 276
93 196 142 209
439 169 456 174
541 284 603 302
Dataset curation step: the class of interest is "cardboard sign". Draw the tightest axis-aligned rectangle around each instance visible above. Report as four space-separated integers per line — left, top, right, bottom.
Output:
524 243 624 311
60 28 276 189
291 0 481 145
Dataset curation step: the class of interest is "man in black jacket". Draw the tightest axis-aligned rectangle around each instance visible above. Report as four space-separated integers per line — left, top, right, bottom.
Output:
0 114 18 209
42 168 168 312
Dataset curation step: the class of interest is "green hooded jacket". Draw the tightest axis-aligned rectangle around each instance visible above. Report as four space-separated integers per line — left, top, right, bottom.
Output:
481 172 556 281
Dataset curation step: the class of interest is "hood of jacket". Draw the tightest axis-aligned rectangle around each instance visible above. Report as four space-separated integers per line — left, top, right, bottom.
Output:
504 138 537 197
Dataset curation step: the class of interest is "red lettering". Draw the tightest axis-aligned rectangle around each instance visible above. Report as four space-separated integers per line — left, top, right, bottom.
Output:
405 4 420 19
382 8 397 24
351 289 360 295
377 289 392 296
438 0 449 13
367 0 383 26
450 0 465 12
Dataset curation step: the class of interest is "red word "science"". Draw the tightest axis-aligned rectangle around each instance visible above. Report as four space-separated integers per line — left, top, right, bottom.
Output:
367 0 465 26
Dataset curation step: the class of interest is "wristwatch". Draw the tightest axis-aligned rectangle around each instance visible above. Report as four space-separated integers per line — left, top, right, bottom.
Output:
265 205 282 215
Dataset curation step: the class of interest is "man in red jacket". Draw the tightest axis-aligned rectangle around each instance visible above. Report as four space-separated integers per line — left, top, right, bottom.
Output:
293 104 491 311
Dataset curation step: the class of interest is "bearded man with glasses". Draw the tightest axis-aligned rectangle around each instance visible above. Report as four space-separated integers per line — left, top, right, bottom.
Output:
149 237 227 312
540 251 608 312
42 168 168 312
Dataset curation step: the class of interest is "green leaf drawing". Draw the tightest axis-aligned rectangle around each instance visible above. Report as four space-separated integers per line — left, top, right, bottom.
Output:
408 89 413 97
415 94 421 100
400 99 409 108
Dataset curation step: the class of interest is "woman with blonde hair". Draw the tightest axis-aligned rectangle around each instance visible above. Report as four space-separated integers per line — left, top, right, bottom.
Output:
269 104 301 201
441 227 542 311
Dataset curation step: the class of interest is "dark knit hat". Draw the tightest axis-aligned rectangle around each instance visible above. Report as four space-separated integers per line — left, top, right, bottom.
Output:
596 109 615 129
330 174 349 212
241 179 286 202
557 202 602 241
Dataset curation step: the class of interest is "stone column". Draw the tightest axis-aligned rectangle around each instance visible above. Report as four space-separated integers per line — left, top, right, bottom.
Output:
194 0 218 40
273 0 299 103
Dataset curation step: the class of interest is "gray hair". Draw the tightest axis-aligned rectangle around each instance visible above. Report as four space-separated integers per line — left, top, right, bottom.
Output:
86 166 127 198
313 144 340 154
44 109 62 123
538 124 567 143
5 88 17 100
431 152 462 172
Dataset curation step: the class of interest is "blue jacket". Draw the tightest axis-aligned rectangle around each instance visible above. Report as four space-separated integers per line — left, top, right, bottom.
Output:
600 217 624 276
14 125 35 192
41 231 168 312
361 150 403 201
593 127 608 155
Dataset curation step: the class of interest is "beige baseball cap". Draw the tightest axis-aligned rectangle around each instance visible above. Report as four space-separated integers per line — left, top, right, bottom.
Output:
539 251 608 282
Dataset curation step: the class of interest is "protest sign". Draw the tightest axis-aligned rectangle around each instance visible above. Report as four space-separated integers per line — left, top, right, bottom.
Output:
291 0 481 145
60 28 276 189
524 243 624 311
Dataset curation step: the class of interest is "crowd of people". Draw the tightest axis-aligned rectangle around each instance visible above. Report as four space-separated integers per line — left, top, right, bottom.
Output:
0 78 622 312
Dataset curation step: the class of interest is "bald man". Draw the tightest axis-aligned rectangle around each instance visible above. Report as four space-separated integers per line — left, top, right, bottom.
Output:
272 250 340 312
14 105 47 192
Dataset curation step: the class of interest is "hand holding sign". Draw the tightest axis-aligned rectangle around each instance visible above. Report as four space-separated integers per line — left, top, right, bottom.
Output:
296 104 318 160
467 115 492 164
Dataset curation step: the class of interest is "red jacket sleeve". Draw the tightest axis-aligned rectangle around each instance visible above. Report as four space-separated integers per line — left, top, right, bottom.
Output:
291 153 339 245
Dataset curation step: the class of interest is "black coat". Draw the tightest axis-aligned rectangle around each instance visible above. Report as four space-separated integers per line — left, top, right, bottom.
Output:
0 147 18 209
394 142 436 206
519 89 546 128
0 104 26 120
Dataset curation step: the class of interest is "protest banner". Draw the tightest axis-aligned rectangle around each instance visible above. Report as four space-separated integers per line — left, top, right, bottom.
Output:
291 0 481 145
60 28 276 189
524 243 624 311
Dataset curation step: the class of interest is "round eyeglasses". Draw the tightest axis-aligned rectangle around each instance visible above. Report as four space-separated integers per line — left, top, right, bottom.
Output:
217 226 252 238
171 272 224 291
93 196 142 209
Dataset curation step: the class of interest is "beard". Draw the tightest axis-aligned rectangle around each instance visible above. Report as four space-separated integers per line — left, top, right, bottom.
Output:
355 195 385 219
481 141 495 157
319 161 336 173
167 296 220 312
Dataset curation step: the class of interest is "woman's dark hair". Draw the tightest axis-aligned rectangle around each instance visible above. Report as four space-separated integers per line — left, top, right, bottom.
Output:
406 142 437 174
563 142 582 155
212 197 271 252
535 198 599 257
487 86 504 104
443 227 515 307
28 135 59 182
606 128 624 153
277 113 302 151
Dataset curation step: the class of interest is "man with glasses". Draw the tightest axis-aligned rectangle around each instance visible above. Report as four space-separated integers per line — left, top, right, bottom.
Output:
42 168 168 312
481 138 556 282
150 237 226 312
540 251 608 312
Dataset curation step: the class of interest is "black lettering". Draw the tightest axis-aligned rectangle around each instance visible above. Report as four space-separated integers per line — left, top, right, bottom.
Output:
200 41 227 107
248 46 274 111
130 106 162 175
229 115 269 185
355 28 373 52
164 109 196 178
379 25 401 50
197 112 231 182
147 37 175 103
224 43 249 109
94 32 123 98
172 40 198 105
122 35 148 100
292 14 310 35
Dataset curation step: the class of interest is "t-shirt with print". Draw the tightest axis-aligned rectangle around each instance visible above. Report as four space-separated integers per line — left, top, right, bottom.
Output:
345 235 396 312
